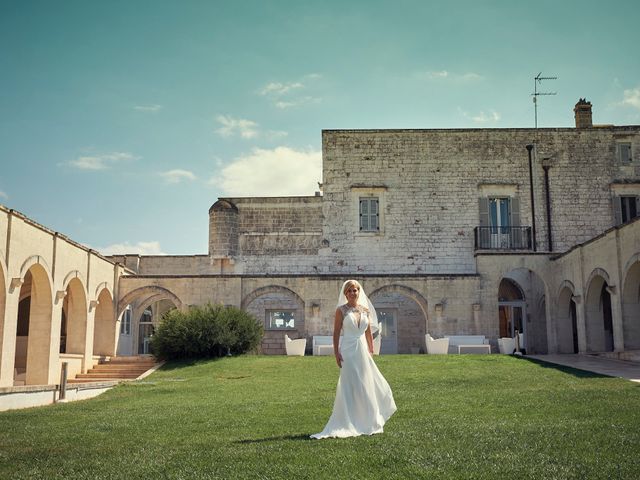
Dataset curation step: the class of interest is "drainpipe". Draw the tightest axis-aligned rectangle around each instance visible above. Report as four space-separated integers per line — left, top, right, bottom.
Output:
526 145 537 252
542 164 553 252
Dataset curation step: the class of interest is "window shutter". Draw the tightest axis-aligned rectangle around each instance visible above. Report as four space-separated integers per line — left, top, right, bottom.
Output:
613 196 622 225
636 196 640 219
510 197 521 227
478 197 489 227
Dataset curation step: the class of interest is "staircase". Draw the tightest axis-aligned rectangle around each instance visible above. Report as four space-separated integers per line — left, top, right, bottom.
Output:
67 356 158 384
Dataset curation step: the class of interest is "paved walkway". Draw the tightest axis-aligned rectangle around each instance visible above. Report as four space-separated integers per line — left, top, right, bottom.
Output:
527 354 640 383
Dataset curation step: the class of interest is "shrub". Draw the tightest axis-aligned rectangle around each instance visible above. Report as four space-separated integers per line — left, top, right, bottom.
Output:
150 303 263 360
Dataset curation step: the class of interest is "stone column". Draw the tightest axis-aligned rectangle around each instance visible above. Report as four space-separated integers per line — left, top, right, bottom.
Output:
572 295 587 353
0 281 21 387
608 286 625 352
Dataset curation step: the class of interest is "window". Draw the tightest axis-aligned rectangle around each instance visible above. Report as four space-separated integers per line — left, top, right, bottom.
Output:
620 196 639 224
359 197 379 232
120 306 131 335
477 196 528 249
618 143 632 163
267 310 296 329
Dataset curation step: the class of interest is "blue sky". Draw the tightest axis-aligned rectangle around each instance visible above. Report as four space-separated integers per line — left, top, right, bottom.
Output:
1 0 639 255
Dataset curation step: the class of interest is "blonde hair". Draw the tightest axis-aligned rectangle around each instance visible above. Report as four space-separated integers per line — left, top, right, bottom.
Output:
343 280 361 295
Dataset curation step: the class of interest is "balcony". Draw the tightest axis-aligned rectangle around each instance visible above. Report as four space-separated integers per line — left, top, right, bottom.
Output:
474 226 533 250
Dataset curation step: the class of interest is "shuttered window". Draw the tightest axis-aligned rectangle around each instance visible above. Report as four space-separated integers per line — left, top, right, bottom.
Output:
616 195 640 225
618 143 632 164
359 197 379 231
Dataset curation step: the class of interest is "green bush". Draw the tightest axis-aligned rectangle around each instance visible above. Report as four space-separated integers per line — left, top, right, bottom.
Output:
150 303 263 360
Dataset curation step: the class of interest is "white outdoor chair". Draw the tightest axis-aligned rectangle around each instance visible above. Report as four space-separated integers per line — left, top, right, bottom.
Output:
498 337 516 354
284 334 306 356
425 334 449 354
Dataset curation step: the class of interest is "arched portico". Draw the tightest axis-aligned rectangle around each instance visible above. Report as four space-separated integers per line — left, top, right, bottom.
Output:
369 285 428 354
116 285 182 356
93 288 115 357
17 264 54 385
498 268 549 354
585 270 614 353
556 282 579 353
243 285 304 355
61 277 87 356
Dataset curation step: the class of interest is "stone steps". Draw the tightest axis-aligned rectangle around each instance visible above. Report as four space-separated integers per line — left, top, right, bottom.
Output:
67 356 159 384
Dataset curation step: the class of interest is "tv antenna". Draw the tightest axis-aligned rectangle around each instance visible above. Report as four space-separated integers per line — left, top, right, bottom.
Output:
532 72 557 128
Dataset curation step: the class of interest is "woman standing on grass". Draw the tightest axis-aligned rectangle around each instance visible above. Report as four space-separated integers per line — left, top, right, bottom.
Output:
311 280 397 439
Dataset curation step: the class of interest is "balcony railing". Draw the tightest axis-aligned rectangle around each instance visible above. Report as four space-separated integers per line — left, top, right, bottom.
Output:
474 226 532 250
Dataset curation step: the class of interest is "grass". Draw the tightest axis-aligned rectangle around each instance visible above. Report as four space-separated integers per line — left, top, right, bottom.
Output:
0 355 639 479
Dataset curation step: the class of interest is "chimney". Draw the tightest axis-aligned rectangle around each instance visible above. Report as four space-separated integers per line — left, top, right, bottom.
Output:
574 98 593 128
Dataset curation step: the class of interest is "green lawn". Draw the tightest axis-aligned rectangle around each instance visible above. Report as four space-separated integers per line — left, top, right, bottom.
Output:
1 355 639 479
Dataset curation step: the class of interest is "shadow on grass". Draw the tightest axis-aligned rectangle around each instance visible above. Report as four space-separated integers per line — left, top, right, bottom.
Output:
234 434 311 444
517 356 611 379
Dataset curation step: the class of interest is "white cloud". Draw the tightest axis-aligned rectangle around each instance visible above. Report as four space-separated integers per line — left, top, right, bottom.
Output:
459 108 501 124
0 190 8 200
258 75 323 109
215 115 259 139
211 146 322 196
98 241 165 256
620 87 640 110
159 169 197 184
259 82 303 96
67 152 139 170
421 70 483 82
134 104 163 112
275 96 321 109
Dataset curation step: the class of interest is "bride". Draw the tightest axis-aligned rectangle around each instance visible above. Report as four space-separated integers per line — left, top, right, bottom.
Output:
311 280 397 439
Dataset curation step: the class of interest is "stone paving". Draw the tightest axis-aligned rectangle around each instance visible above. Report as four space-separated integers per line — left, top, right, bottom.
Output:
527 354 640 383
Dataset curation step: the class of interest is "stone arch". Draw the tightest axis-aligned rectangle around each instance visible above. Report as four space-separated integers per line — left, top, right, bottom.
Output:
621 257 640 349
94 281 113 302
117 286 183 319
241 285 304 310
556 282 579 353
369 284 429 354
585 270 614 353
499 268 549 354
61 277 87 356
17 263 53 385
117 285 182 356
242 285 305 355
62 270 87 294
93 288 115 357
19 255 53 286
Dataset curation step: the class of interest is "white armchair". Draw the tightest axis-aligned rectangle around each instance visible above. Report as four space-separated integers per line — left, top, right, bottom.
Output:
425 334 449 354
497 337 516 354
284 334 306 356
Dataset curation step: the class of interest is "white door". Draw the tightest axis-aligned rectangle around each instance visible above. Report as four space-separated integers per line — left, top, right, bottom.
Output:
489 197 511 248
378 309 398 354
117 307 133 356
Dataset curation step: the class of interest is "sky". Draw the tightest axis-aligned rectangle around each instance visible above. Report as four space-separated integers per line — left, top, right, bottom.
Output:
1 0 639 255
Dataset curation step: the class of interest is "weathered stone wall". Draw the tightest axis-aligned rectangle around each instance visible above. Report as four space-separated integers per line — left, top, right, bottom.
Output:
321 127 640 275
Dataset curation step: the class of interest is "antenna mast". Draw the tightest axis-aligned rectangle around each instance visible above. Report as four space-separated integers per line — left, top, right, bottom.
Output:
532 72 557 128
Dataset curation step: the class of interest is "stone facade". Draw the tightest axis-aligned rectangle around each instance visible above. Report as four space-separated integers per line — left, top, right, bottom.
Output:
110 102 640 358
2 101 639 377
0 206 123 387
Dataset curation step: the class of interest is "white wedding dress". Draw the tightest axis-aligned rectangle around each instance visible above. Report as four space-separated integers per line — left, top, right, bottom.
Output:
311 304 397 439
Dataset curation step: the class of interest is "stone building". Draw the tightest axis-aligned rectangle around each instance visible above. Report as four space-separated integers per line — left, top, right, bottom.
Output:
1 99 639 389
113 99 640 358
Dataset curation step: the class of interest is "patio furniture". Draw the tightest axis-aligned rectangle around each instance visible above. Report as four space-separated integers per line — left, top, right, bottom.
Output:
498 337 517 354
284 334 306 356
425 334 449 354
445 335 490 354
